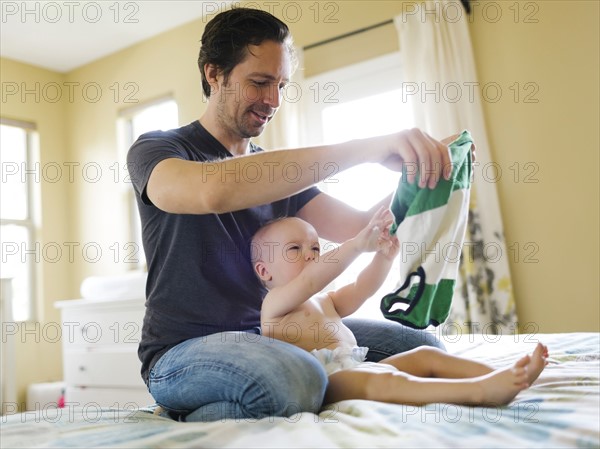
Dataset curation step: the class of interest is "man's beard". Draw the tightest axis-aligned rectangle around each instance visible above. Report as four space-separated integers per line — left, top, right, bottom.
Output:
217 102 273 139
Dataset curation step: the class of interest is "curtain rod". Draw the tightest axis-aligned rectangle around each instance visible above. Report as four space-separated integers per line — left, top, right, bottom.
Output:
302 1 471 52
303 19 393 51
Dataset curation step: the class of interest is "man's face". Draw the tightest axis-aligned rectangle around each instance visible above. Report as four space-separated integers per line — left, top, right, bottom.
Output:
214 40 292 139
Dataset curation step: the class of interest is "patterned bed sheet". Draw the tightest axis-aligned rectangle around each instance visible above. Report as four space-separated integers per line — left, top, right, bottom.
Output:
2 332 598 448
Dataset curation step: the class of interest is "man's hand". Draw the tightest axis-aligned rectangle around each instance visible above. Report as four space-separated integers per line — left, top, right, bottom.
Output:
378 128 450 190
441 133 477 179
378 128 476 189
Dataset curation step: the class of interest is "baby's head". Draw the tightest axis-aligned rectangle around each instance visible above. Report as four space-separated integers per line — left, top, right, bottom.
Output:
251 217 320 290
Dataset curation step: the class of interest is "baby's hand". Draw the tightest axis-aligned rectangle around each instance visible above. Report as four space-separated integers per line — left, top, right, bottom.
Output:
377 233 400 260
371 208 400 260
355 207 394 253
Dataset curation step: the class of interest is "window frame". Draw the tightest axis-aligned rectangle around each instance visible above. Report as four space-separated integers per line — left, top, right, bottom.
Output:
117 96 179 271
300 52 411 320
302 51 405 146
0 117 39 322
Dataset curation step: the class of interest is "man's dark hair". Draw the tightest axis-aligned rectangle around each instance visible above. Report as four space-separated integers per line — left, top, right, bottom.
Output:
198 7 296 98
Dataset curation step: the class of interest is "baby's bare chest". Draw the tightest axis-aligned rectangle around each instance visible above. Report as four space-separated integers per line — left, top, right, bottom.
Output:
273 293 357 351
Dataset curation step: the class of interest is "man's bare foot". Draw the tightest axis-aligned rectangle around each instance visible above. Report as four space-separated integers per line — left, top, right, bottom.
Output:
475 344 548 406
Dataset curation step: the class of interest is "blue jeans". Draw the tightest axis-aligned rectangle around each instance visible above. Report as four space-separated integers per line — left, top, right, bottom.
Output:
147 318 445 422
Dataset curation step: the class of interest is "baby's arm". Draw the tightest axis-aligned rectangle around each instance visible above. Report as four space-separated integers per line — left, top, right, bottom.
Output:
329 218 400 318
261 210 388 321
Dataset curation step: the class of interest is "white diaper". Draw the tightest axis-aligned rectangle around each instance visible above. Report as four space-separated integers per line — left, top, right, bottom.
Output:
311 346 370 376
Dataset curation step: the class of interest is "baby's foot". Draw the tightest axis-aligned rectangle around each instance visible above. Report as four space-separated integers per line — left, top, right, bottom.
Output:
475 344 548 406
525 343 548 386
476 355 530 406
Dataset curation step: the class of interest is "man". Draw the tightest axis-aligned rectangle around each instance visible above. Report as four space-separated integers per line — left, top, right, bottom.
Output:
128 7 457 422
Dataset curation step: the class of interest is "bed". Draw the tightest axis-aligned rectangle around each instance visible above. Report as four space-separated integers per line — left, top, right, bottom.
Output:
2 332 598 448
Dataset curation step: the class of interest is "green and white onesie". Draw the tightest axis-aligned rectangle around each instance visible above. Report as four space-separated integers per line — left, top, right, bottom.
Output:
381 130 473 329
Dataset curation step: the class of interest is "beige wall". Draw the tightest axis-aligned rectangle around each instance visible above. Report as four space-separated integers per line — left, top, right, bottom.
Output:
1 0 598 407
469 1 599 334
64 18 207 285
1 59 69 406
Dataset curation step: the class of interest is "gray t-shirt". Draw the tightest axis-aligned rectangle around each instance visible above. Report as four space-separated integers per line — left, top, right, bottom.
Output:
127 120 321 383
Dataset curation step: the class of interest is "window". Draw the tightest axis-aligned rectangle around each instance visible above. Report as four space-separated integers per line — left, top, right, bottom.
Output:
118 98 178 269
0 119 39 321
304 53 415 320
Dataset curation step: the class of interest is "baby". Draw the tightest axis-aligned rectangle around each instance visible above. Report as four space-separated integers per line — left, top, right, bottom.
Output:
251 208 548 406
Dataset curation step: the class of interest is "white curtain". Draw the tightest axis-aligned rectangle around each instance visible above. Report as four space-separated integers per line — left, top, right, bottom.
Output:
395 0 518 334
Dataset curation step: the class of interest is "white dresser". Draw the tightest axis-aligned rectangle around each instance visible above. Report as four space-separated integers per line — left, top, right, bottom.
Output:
55 297 154 408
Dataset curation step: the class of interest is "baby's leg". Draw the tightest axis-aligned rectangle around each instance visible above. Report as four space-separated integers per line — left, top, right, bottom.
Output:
325 343 548 406
324 369 374 404
325 358 526 406
379 343 548 383
379 346 494 378
325 357 528 405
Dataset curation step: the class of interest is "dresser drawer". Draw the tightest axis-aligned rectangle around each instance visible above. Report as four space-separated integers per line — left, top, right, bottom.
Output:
64 349 146 388
59 300 145 347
